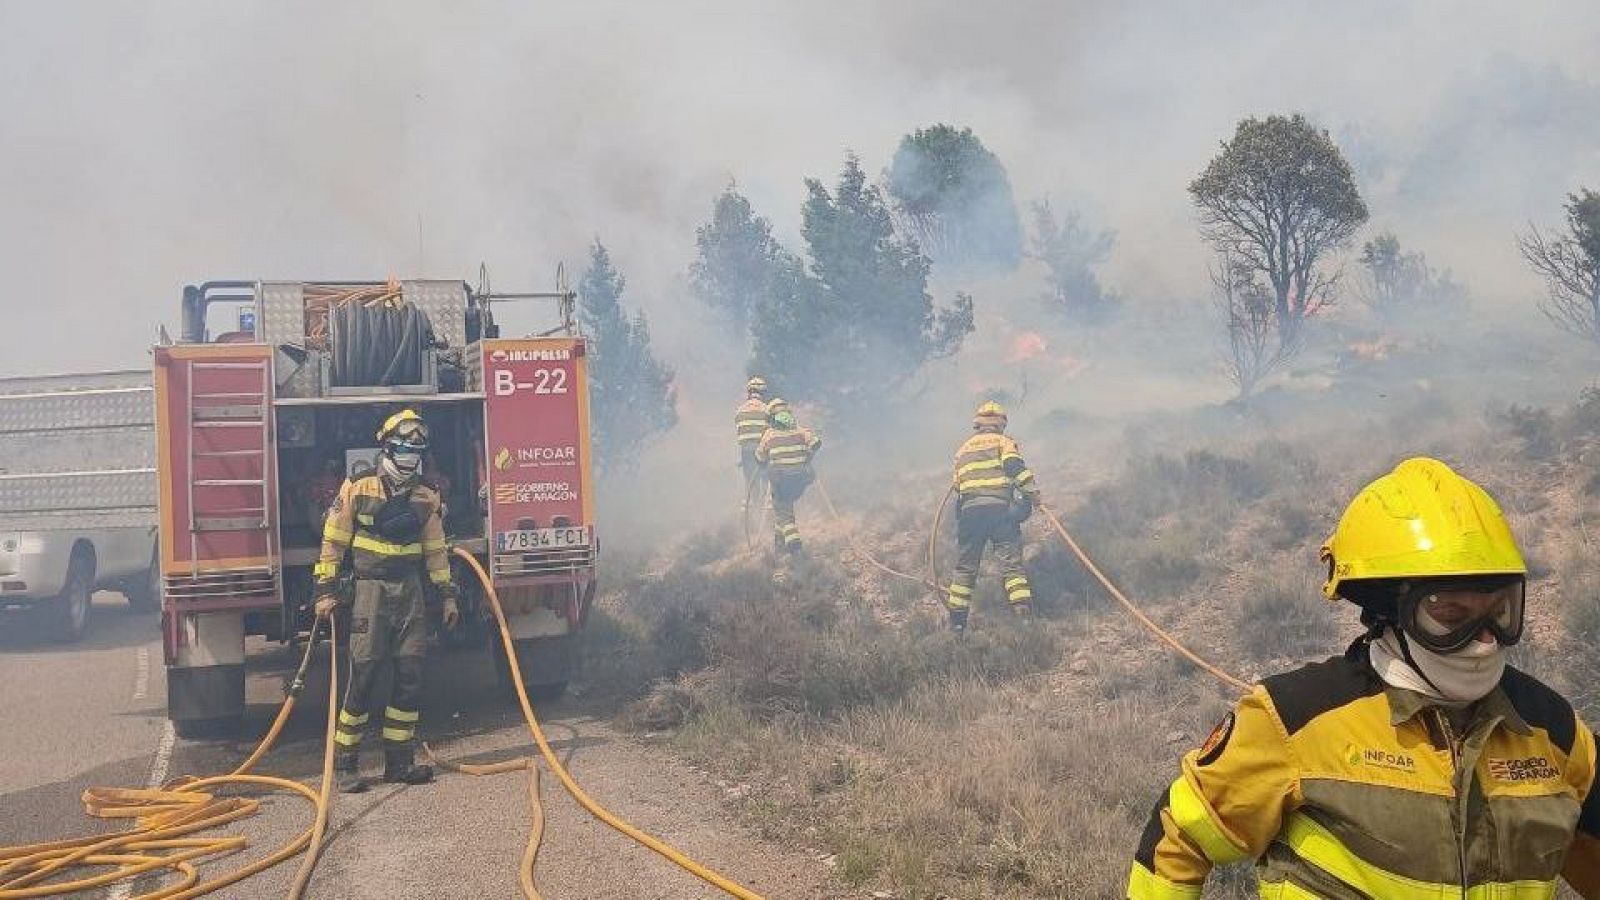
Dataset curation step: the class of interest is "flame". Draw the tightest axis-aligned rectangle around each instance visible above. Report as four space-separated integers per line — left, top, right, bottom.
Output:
493 447 514 471
1009 331 1047 363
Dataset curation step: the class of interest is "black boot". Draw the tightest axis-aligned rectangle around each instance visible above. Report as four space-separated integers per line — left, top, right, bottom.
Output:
383 745 435 785
335 752 369 794
948 608 969 633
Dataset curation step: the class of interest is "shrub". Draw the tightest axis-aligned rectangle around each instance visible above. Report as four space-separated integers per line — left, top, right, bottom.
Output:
1234 570 1339 664
1497 404 1557 460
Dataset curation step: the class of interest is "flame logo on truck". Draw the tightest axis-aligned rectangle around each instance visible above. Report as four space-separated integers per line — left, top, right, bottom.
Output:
493 447 514 472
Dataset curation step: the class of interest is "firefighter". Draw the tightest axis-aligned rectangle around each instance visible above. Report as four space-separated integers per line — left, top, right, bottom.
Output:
1128 457 1600 899
754 397 821 555
314 409 460 793
735 376 769 506
946 401 1039 631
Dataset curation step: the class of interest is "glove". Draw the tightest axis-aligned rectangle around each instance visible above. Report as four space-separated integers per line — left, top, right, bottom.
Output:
1010 497 1036 525
314 593 341 618
441 597 460 630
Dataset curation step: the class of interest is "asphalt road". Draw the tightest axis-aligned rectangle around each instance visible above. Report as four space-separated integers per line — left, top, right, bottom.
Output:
0 595 839 899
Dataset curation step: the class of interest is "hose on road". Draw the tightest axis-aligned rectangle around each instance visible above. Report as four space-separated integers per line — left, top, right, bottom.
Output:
0 617 340 899
448 548 763 900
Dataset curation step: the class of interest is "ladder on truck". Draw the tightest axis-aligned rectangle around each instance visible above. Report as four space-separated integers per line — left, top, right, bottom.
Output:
177 359 278 601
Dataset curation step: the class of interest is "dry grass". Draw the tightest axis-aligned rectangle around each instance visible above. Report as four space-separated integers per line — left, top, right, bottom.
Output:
593 386 1600 897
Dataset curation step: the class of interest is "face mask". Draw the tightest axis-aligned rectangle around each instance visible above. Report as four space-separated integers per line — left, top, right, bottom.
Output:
1371 628 1505 706
381 453 421 484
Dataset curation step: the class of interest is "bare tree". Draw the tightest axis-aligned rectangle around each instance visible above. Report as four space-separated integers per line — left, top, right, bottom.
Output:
1213 252 1292 399
1519 189 1600 344
1190 114 1368 343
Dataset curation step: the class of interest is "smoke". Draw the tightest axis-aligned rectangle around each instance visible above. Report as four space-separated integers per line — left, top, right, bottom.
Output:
3 0 1598 542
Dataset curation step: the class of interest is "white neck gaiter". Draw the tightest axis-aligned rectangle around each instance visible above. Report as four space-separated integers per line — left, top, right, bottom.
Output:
1369 627 1504 707
380 455 417 488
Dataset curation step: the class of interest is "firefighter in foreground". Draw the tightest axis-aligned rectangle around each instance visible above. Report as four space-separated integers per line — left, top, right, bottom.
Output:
754 397 821 555
314 409 460 793
1128 457 1600 899
946 401 1040 631
735 376 770 506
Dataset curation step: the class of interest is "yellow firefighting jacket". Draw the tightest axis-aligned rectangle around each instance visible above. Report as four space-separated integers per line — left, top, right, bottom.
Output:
755 425 820 470
953 432 1038 505
736 397 769 447
314 475 453 596
1130 650 1600 899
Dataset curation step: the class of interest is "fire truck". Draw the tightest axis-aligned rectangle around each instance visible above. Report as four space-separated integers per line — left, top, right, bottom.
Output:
154 275 596 736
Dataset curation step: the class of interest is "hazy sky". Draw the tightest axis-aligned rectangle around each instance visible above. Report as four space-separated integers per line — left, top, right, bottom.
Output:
2 0 1597 375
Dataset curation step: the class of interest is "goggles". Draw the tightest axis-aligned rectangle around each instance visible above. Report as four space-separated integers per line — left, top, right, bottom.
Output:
1398 576 1524 653
385 435 429 455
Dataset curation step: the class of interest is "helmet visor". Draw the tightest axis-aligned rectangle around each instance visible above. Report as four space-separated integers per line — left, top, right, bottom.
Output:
1399 577 1525 653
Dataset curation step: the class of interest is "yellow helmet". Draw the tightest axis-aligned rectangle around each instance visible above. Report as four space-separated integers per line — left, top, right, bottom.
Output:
973 400 1007 431
1321 457 1525 604
377 408 428 444
746 376 768 396
765 397 790 416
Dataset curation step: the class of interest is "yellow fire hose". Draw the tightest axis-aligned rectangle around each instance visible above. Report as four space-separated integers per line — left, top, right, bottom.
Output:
419 749 544 899
449 548 762 900
1035 505 1250 693
813 476 942 591
0 616 340 899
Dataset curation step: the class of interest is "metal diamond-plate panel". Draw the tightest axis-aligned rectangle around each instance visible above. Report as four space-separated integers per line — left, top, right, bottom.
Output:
259 281 304 347
0 370 150 395
0 386 154 435
466 342 484 392
0 427 156 477
0 508 156 531
0 470 157 516
402 281 466 350
274 346 323 399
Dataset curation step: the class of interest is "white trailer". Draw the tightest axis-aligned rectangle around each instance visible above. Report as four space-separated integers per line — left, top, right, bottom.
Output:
0 369 160 641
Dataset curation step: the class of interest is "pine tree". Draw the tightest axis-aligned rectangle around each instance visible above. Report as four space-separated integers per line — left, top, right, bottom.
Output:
578 240 677 470
758 153 969 413
689 186 786 332
886 124 1022 273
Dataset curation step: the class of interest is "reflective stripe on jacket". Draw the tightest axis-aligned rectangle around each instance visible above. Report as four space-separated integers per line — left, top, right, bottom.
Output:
1129 650 1600 899
735 398 768 446
755 425 820 468
953 432 1037 503
315 475 453 594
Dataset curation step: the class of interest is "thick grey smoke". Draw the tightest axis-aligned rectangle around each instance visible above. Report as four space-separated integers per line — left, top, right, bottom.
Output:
3 0 1597 373
3 0 1597 540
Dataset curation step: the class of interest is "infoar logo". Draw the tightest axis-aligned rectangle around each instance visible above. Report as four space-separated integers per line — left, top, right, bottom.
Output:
493 447 514 472
1344 743 1416 774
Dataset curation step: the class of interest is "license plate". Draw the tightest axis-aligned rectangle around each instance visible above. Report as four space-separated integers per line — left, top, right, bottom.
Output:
496 527 590 552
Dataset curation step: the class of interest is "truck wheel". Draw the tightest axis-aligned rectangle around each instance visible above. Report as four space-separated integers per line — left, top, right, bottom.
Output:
47 556 93 643
124 556 161 614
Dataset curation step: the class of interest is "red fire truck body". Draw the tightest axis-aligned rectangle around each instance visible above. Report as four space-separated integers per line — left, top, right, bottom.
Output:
153 279 595 735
